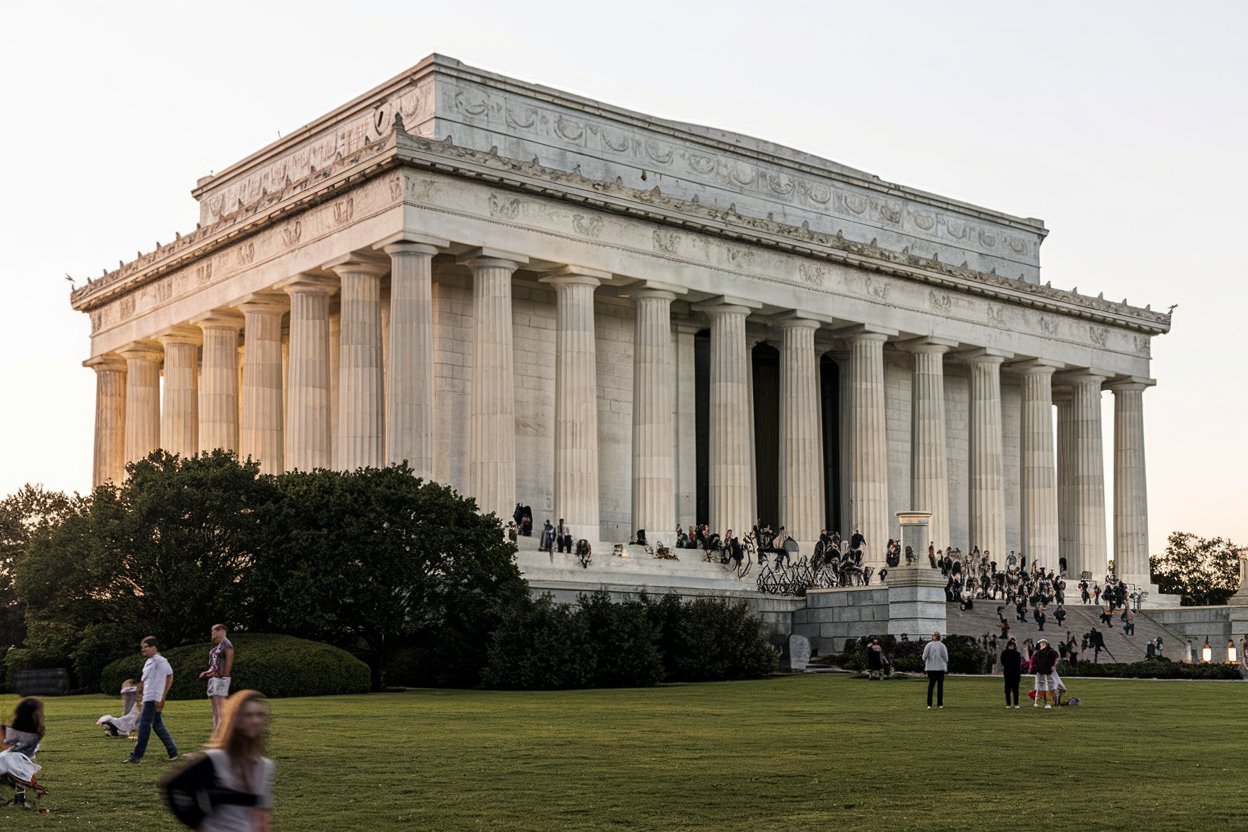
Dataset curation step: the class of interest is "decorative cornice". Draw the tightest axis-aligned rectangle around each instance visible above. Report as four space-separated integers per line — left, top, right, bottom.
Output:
71 120 1172 338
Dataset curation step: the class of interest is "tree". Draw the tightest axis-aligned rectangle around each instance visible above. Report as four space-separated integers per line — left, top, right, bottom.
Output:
0 485 76 650
252 465 527 689
1150 532 1242 606
16 450 277 685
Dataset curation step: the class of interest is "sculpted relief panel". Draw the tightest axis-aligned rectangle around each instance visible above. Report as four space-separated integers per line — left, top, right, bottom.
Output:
436 78 1043 278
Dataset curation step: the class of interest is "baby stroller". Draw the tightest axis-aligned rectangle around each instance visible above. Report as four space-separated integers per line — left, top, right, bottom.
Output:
1 727 47 810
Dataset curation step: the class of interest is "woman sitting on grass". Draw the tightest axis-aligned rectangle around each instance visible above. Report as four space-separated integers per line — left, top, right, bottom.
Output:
97 678 142 738
0 697 45 785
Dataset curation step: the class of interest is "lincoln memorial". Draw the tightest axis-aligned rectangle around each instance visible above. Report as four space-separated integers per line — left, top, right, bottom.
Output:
70 54 1170 600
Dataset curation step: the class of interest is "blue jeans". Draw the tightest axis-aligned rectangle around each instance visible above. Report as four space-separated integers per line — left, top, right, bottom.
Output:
130 701 177 760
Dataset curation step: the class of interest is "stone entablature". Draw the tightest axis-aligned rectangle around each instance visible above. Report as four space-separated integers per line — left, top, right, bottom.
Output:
73 128 1168 369
184 55 1046 278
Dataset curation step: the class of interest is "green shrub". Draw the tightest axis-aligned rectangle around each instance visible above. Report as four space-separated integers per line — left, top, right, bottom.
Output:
840 635 986 674
1063 659 1242 681
4 646 74 693
577 592 664 688
98 633 370 699
482 596 597 689
646 594 777 683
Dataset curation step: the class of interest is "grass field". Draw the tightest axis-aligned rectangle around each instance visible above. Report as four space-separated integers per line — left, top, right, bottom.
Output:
2 674 1244 830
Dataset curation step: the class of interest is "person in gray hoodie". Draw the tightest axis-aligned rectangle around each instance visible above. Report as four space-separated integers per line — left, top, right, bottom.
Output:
922 631 949 709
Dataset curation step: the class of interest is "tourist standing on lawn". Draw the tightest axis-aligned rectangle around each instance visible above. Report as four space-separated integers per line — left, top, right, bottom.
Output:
1031 638 1059 709
866 638 884 680
1000 638 1022 708
922 631 949 709
201 690 274 832
125 636 178 764
200 624 236 732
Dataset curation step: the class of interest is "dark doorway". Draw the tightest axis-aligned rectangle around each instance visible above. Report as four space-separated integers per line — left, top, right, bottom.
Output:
820 354 842 533
694 331 710 526
752 343 780 529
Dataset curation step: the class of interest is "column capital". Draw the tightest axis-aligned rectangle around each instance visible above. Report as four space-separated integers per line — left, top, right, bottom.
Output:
157 325 203 347
117 340 164 362
959 347 1013 366
625 279 687 298
84 353 127 372
840 323 896 343
1105 376 1156 393
237 293 290 315
323 255 389 278
191 310 245 330
1010 358 1064 375
456 247 529 270
278 273 339 295
694 295 762 318
374 231 450 254
899 336 958 355
1055 368 1115 387
539 265 610 288
771 312 821 331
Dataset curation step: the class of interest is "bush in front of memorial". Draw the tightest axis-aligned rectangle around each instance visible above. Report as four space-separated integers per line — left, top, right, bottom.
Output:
481 590 778 689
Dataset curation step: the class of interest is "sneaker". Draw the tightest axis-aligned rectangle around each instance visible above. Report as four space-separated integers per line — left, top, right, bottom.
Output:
1044 704 1052 710
926 705 931 710
1014 705 1021 709
168 753 180 761
123 757 140 764
938 705 943 709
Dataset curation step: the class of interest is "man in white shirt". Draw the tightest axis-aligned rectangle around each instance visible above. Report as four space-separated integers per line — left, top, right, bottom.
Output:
124 635 179 764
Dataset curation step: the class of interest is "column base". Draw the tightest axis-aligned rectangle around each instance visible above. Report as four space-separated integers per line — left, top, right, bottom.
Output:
885 566 948 637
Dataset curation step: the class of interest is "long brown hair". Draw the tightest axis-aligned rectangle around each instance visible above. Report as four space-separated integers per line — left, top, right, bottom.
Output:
8 697 45 739
206 690 268 787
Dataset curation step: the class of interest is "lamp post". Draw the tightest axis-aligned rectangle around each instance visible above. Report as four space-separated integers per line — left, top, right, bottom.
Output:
1201 639 1213 664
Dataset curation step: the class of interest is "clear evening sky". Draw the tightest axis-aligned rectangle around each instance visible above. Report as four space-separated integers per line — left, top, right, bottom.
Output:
1 1 1243 549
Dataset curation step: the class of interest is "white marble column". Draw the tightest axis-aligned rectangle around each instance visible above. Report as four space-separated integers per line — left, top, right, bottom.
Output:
239 296 288 474
381 236 445 477
1054 389 1075 576
631 287 677 540
777 316 823 543
195 313 243 454
1068 370 1111 579
1109 378 1153 586
699 300 756 538
327 259 389 470
157 327 200 459
903 338 954 550
846 328 890 568
118 341 163 466
85 354 127 486
1018 361 1060 570
965 350 1010 563
283 276 337 471
328 306 340 467
460 249 528 520
543 267 607 541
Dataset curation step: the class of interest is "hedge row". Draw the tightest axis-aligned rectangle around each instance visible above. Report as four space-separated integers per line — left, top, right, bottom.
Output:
836 635 988 675
482 592 778 689
1061 659 1244 681
98 633 370 699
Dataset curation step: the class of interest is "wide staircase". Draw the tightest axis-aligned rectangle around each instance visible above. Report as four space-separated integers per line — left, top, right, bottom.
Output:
945 601 1185 664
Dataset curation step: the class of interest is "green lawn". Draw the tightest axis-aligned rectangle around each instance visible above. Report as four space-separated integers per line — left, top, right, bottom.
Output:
2 674 1244 830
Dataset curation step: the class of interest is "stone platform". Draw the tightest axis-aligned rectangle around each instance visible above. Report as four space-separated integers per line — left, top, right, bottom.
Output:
512 535 804 637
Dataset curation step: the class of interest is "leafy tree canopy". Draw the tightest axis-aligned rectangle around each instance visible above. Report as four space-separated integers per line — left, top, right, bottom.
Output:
1149 531 1243 606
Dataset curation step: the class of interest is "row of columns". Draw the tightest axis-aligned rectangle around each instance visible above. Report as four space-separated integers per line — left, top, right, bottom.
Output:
86 249 1152 584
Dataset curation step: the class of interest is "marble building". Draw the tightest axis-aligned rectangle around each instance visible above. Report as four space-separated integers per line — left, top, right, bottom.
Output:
70 54 1170 597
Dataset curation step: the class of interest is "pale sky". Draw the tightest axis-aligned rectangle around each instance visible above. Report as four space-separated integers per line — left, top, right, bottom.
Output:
1 1 1244 549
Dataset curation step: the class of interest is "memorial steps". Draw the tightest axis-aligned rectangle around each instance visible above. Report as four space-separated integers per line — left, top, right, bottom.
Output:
944 601 1186 665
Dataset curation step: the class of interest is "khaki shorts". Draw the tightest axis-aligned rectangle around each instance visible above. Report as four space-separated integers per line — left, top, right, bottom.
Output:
207 676 231 698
